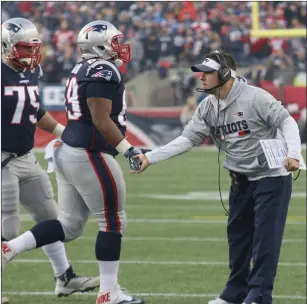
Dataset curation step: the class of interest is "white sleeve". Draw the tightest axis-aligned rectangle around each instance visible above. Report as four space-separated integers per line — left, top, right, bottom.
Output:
145 135 194 165
279 116 301 160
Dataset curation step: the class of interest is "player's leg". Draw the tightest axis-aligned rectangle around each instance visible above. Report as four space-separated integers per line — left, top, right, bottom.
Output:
19 152 70 277
1 165 20 241
52 154 100 296
243 175 292 304
1 155 20 304
2 151 99 295
214 173 254 304
84 152 126 289
2 149 91 250
1 152 22 241
79 150 144 304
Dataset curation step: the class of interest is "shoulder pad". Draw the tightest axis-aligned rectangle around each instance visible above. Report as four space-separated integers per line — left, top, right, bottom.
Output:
85 59 121 84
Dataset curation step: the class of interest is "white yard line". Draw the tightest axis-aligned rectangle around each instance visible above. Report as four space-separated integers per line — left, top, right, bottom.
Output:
127 204 226 210
18 214 306 225
139 191 306 201
126 204 307 210
13 259 306 267
1 291 305 300
77 236 305 244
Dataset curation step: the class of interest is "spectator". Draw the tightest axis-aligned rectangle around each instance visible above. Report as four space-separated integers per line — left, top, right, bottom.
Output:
40 48 62 84
293 50 306 72
53 18 75 52
126 29 144 75
57 43 77 84
159 27 174 58
2 1 304 81
180 96 197 128
172 24 186 62
142 32 160 70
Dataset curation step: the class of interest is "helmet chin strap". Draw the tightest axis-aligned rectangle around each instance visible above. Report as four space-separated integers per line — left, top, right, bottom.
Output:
11 57 32 70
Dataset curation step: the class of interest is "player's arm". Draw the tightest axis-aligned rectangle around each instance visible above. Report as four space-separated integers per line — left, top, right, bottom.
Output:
88 95 126 147
36 107 65 137
86 82 139 162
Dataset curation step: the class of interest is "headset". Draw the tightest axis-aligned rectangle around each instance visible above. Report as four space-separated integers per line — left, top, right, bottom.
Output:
196 50 232 93
213 50 232 86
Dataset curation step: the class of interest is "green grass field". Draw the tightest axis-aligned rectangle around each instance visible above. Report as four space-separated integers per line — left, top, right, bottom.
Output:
2 150 306 304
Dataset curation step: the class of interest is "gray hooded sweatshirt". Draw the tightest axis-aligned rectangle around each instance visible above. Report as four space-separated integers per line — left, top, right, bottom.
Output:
181 77 290 179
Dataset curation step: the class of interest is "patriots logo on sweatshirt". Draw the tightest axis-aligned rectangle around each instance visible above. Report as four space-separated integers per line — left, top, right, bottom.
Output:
211 119 251 139
234 111 244 116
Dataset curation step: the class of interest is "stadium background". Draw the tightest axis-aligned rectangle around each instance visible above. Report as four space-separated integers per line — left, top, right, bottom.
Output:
1 2 306 304
2 1 306 147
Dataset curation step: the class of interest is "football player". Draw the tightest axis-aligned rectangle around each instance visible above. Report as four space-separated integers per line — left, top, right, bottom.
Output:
1 17 99 302
2 20 145 304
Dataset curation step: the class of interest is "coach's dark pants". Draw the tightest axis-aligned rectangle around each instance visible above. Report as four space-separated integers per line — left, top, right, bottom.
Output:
220 174 292 304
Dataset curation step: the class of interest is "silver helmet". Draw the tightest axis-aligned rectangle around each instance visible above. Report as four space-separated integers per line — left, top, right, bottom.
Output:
2 17 42 69
77 20 130 64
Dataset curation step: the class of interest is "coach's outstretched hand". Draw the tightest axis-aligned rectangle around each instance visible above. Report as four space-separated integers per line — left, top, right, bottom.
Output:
130 154 150 173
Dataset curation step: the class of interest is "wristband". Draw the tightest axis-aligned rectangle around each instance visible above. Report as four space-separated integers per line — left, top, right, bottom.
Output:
115 138 132 155
52 124 65 137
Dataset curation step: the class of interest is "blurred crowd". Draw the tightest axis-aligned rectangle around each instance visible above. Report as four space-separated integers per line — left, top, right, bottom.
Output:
2 1 306 84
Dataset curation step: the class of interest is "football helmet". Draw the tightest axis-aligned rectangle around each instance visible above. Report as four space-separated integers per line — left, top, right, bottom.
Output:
2 17 42 69
77 20 130 65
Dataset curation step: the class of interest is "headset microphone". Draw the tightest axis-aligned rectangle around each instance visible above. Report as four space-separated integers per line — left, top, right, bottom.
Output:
196 82 226 93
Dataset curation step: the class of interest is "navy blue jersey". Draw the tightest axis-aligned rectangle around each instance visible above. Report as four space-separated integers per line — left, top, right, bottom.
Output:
62 58 127 156
1 61 43 154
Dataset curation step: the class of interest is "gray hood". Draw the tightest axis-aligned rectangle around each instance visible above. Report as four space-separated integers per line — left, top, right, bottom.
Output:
211 77 248 112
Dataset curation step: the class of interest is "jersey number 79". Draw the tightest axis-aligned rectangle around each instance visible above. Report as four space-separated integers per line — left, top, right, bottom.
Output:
4 85 40 124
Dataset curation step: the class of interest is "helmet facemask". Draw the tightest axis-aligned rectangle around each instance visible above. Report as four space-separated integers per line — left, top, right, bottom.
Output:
110 34 130 63
9 41 42 69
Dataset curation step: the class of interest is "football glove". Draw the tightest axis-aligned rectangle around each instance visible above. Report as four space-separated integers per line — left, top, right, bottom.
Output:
124 147 142 171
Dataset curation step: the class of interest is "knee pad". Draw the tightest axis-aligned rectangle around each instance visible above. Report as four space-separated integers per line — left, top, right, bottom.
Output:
96 231 122 261
1 212 20 240
59 218 86 242
30 199 58 223
96 210 127 234
31 219 65 247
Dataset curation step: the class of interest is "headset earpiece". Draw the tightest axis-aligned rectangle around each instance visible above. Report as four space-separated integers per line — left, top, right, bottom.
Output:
214 50 231 84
